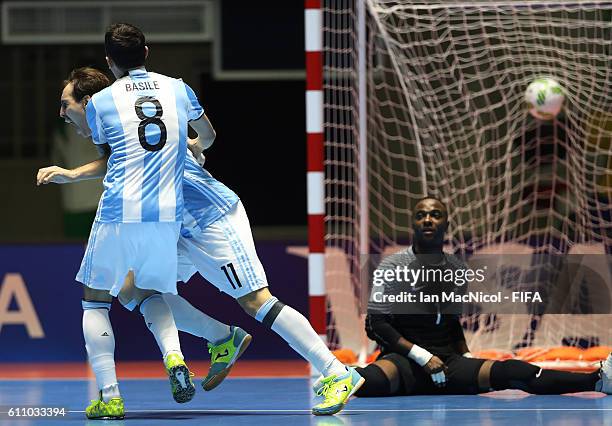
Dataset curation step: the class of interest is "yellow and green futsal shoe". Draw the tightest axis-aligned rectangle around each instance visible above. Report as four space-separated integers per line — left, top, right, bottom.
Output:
85 392 125 420
202 326 252 391
165 353 196 403
312 367 365 416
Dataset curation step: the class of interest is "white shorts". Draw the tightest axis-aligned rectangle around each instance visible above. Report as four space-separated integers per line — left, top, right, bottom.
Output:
177 201 268 299
76 221 181 296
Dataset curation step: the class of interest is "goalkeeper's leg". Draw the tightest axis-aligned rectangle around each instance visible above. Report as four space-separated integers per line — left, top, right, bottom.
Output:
347 352 610 396
353 355 408 397
437 355 602 395
482 359 603 394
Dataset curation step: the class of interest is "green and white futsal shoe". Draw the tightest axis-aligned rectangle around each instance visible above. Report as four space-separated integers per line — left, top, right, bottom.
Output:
85 392 125 420
312 367 365 415
202 326 252 391
312 374 326 393
165 353 196 403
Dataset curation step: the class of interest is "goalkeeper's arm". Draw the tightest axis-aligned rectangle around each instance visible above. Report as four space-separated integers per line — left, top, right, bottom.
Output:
366 314 448 387
448 315 471 357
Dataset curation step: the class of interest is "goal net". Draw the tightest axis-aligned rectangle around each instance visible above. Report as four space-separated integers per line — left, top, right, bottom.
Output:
323 0 612 364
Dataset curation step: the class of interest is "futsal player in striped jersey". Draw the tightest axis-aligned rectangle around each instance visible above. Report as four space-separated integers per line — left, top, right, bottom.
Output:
37 23 220 419
41 68 252 420
40 59 364 417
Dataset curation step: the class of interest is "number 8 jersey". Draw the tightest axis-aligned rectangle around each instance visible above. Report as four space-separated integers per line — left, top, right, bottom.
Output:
86 68 204 223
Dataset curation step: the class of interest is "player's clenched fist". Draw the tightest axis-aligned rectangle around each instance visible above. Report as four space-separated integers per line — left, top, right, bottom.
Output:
423 355 448 387
188 137 206 166
36 166 75 185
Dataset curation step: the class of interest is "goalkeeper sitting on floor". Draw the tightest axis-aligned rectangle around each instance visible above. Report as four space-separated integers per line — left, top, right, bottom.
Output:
344 197 612 397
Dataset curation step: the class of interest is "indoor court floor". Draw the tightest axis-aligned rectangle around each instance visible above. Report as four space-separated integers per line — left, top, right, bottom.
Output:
1 367 610 426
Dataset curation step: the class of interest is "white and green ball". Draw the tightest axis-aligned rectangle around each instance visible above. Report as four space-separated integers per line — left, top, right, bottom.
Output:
525 78 565 120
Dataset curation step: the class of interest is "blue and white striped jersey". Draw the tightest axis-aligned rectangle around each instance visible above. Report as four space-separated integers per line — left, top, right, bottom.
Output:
181 151 240 235
86 68 203 223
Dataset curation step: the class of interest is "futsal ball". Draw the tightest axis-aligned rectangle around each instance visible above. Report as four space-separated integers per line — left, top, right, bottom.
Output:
525 78 565 120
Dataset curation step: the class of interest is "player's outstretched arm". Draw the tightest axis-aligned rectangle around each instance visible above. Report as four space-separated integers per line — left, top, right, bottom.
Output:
36 147 109 186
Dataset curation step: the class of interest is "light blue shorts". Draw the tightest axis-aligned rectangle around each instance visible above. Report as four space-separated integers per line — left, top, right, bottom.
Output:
76 221 181 296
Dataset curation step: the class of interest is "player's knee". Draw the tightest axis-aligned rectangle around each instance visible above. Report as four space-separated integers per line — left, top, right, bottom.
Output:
83 286 113 304
490 359 539 390
499 359 539 378
82 285 112 311
138 293 163 315
118 285 158 312
354 364 393 397
236 295 253 315
381 353 418 394
244 294 286 328
238 288 273 317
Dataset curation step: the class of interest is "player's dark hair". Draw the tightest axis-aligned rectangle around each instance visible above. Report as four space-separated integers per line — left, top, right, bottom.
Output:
104 23 146 70
63 67 111 101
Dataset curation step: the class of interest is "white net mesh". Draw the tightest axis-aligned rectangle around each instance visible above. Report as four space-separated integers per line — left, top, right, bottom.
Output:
324 0 612 357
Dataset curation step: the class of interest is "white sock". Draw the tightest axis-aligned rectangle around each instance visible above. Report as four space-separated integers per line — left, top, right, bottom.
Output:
264 304 346 377
163 293 231 344
139 294 182 361
83 309 120 401
101 383 121 402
